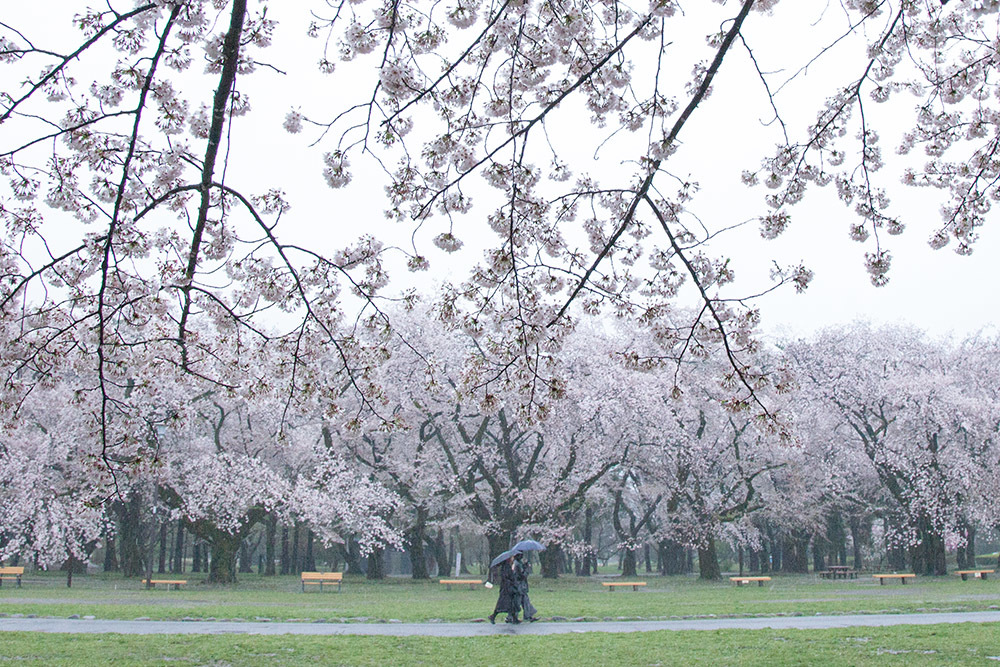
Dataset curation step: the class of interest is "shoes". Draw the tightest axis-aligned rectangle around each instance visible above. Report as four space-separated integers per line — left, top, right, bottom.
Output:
489 614 496 625
506 616 520 624
527 616 538 623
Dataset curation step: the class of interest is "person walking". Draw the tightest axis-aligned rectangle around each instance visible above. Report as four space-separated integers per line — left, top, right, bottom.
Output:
488 555 520 624
513 552 538 622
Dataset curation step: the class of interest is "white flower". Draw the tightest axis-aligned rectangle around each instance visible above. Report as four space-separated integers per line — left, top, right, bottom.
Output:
283 110 303 134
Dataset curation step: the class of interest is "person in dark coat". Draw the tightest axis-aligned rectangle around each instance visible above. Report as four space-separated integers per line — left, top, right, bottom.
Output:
513 553 538 622
488 555 520 624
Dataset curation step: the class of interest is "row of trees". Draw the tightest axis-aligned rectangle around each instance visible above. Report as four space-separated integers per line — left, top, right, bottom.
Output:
3 313 997 582
3 1 999 584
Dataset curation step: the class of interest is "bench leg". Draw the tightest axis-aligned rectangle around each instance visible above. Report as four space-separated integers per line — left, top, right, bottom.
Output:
879 578 885 585
758 580 764 587
901 578 907 584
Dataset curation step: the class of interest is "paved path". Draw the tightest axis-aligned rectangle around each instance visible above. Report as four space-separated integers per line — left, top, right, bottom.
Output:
2 612 999 636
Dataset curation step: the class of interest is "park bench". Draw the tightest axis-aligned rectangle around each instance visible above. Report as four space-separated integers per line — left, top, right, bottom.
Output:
301 571 343 592
955 569 994 581
873 573 916 585
602 581 647 591
439 579 483 590
730 576 771 587
0 566 24 587
143 579 187 590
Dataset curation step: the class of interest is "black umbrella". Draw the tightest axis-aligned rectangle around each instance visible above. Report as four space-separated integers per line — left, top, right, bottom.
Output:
512 539 545 553
489 549 519 568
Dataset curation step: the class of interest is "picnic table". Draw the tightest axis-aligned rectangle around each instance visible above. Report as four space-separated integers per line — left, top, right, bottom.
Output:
819 566 859 579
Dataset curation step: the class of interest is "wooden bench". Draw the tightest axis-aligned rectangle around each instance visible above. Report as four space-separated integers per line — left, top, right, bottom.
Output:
956 569 994 581
0 566 24 587
439 579 483 590
301 571 343 592
873 573 916 585
602 581 646 591
143 579 187 590
730 576 771 587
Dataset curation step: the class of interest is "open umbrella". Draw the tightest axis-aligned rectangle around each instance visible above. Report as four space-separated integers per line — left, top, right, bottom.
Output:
512 539 545 553
489 549 519 568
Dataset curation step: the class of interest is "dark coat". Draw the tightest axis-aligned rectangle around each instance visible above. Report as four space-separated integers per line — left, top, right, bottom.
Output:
513 559 537 619
491 559 520 615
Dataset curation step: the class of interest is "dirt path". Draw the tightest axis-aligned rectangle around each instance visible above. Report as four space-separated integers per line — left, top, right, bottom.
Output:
1 611 999 636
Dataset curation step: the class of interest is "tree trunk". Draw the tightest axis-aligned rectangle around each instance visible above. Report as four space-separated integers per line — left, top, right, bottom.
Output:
781 530 810 573
103 534 119 573
456 529 471 575
172 520 185 573
407 517 429 580
192 542 202 573
366 547 385 580
239 538 253 573
660 539 687 575
697 537 721 580
337 538 363 575
306 530 316 572
540 543 561 579
158 523 168 574
644 543 652 573
812 532 826 573
432 529 450 577
848 514 871 571
768 527 782 572
291 523 301 574
827 511 848 566
117 495 145 578
208 533 241 584
910 514 947 576
620 547 638 578
280 525 290 575
264 514 276 576
885 517 908 571
956 523 976 570
580 506 593 576
486 531 512 567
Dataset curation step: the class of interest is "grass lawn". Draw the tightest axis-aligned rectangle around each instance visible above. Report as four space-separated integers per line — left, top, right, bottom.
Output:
1 625 999 666
1 571 999 622
1 572 999 665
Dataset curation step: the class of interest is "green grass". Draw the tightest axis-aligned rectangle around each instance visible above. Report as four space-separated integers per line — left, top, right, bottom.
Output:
2 573 999 665
1 625 999 665
1 571 999 622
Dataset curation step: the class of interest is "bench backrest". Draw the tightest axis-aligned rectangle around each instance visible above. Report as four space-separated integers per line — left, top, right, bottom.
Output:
301 572 342 580
0 566 25 575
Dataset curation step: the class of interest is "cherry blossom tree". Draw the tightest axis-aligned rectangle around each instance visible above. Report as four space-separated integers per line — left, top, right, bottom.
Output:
150 352 401 584
5 1 1000 572
0 381 110 576
786 322 998 575
342 310 629 571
